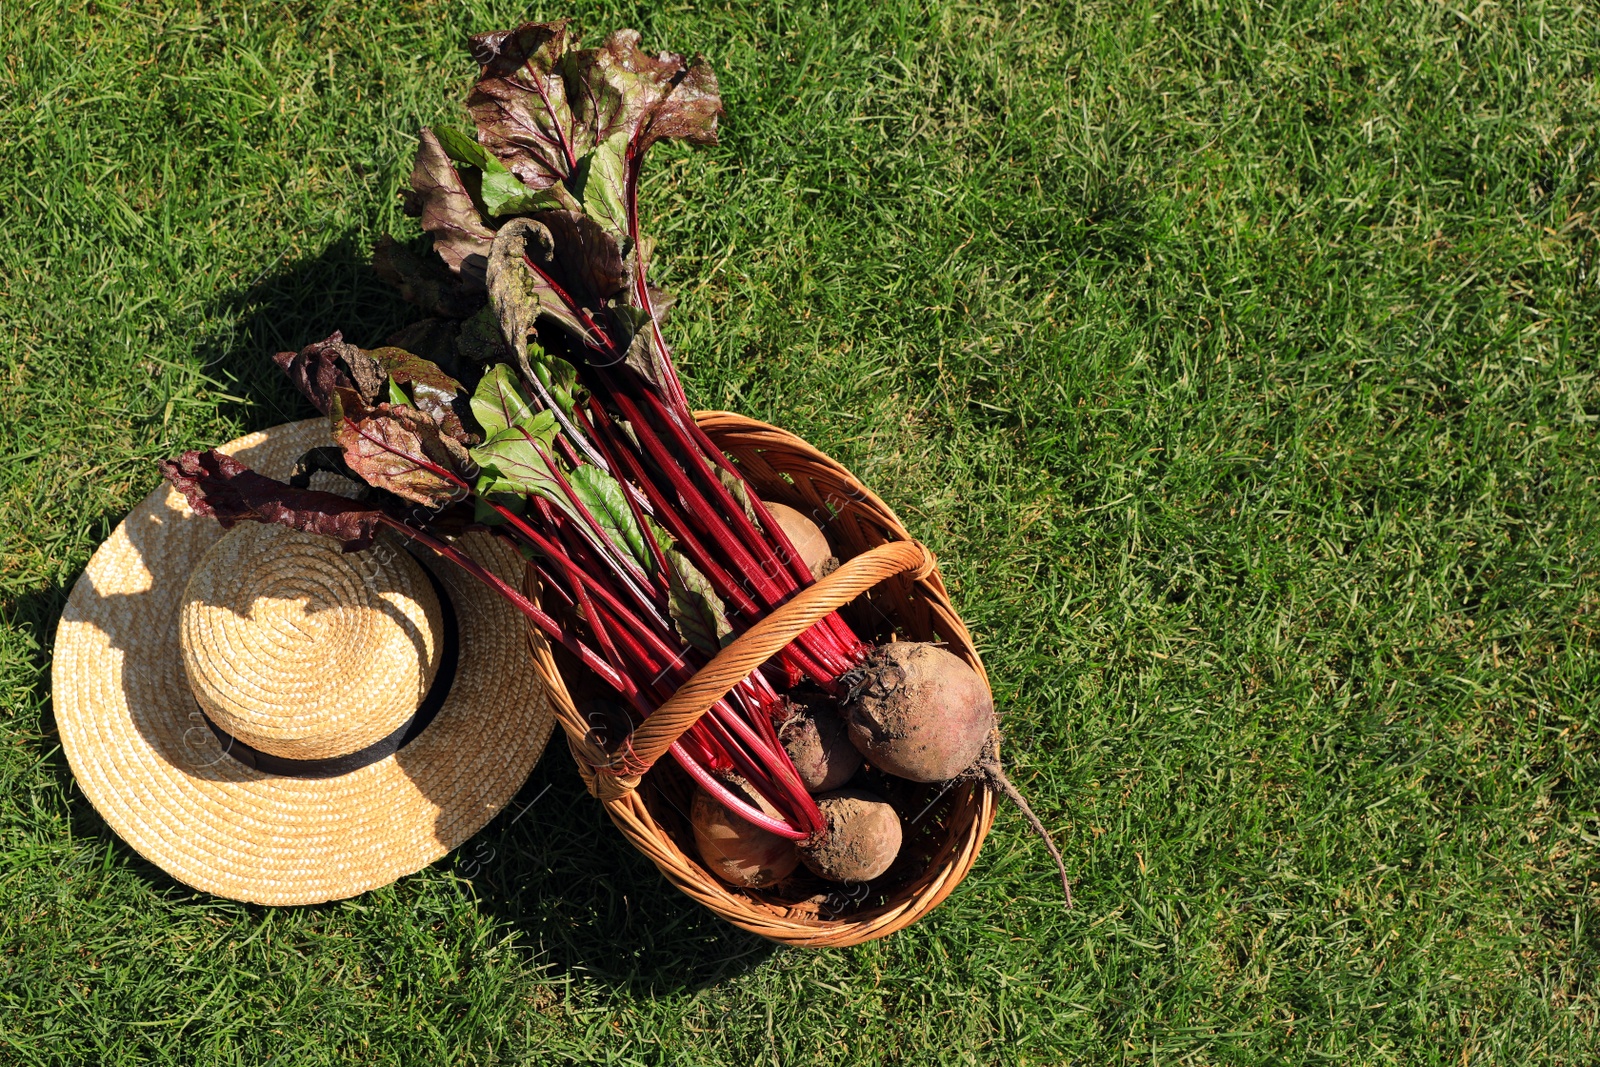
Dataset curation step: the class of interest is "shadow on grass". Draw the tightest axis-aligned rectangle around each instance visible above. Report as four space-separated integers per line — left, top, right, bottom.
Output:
14 233 775 997
5 574 215 905
194 233 423 434
452 748 779 994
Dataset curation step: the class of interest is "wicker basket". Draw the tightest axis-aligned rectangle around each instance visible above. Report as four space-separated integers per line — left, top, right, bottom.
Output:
525 411 997 947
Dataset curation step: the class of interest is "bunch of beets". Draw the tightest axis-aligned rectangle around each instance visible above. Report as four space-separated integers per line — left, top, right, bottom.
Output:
163 21 1065 900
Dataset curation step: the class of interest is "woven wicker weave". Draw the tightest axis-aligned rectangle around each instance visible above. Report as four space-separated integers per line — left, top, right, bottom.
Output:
526 412 997 946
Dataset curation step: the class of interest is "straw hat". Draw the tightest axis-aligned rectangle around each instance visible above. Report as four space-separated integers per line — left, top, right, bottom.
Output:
51 419 555 905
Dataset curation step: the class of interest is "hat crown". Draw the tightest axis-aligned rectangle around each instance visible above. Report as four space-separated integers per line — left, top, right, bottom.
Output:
179 523 442 761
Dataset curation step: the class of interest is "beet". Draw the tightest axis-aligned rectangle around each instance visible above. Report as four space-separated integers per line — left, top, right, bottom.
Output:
798 788 903 883
779 699 862 792
843 642 993 783
690 780 799 888
764 501 836 581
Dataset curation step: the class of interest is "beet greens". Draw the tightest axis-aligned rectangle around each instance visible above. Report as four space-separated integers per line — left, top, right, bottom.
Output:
162 20 1070 901
163 20 871 841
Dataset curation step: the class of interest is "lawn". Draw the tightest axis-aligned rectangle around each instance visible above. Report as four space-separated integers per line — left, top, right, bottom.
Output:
2 0 1598 1062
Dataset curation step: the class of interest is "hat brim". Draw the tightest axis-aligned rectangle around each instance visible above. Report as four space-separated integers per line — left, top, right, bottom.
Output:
51 420 555 905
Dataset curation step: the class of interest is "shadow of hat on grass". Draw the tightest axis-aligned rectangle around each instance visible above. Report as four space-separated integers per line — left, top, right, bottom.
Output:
19 233 776 998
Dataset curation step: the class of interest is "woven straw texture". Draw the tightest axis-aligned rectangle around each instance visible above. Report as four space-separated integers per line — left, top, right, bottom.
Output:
527 412 997 947
180 522 445 760
52 420 556 905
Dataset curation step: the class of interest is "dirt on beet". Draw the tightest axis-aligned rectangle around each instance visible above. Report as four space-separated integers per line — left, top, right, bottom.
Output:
779 695 862 792
843 642 994 783
798 788 903 883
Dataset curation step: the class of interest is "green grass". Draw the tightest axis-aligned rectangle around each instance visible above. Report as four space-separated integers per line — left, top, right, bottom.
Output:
2 0 1598 1062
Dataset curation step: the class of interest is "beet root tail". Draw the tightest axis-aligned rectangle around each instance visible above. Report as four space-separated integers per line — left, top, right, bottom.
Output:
979 758 1073 908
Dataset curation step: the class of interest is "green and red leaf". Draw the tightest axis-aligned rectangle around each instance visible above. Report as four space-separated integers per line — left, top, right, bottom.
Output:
467 20 581 190
331 395 469 509
404 128 496 282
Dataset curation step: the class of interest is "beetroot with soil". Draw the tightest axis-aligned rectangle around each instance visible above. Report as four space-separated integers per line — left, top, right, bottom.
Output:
690 781 799 888
778 697 862 793
764 502 836 581
797 788 903 883
844 642 995 783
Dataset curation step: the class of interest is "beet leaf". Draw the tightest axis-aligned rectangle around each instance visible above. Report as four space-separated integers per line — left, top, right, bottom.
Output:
405 128 496 283
160 450 386 552
329 393 469 508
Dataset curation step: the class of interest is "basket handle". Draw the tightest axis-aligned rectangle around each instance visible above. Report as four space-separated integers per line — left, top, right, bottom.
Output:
611 538 937 778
